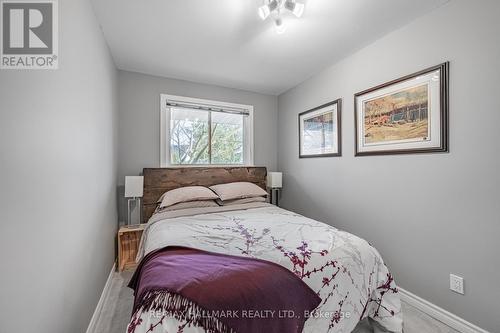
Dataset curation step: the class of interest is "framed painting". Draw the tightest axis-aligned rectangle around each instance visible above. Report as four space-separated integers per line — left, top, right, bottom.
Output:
355 62 449 156
299 99 342 158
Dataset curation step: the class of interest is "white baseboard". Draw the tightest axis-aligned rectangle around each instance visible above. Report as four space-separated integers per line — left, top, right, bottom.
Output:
399 287 489 333
86 262 116 333
83 268 489 333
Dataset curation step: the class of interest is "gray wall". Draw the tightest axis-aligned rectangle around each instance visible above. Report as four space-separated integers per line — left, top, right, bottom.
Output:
117 70 278 222
277 0 499 331
0 1 118 332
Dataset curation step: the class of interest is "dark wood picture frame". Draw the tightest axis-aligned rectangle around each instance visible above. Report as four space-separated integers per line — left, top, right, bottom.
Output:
354 62 449 156
299 99 342 158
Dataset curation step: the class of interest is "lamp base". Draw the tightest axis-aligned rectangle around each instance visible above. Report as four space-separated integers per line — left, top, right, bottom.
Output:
269 188 281 207
127 197 141 226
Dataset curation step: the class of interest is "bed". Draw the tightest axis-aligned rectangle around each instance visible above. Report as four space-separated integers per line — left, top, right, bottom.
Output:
127 167 403 333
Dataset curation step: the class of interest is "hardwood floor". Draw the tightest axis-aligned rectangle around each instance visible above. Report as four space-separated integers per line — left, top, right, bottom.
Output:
94 270 460 333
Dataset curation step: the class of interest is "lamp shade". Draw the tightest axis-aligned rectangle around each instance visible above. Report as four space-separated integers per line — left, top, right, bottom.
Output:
125 176 143 198
267 172 282 188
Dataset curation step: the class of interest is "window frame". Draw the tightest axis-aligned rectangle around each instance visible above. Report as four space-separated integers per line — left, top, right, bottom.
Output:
160 94 254 167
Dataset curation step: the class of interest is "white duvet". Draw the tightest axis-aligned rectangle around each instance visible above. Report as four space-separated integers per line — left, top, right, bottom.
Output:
128 203 403 333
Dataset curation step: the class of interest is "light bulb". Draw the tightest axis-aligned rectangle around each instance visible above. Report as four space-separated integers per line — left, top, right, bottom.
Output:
292 2 304 17
258 5 270 20
284 0 304 18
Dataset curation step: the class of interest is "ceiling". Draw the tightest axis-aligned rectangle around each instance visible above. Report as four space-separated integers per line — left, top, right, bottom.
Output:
92 0 449 95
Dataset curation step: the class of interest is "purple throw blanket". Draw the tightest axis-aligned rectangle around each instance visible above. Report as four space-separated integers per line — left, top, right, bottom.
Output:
128 246 321 333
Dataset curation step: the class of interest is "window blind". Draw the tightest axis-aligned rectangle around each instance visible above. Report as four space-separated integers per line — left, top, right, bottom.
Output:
165 99 250 116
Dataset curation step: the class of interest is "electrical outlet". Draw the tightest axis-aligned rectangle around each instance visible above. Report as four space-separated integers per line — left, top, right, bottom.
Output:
450 274 464 294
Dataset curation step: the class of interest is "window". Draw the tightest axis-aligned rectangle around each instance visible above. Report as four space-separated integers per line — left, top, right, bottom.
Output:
160 94 254 166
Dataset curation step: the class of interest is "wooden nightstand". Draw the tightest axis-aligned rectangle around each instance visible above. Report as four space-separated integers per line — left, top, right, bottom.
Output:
118 224 146 272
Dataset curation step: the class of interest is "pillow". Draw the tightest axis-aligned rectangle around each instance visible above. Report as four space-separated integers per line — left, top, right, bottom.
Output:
217 196 267 206
158 186 219 208
155 200 219 213
209 182 267 201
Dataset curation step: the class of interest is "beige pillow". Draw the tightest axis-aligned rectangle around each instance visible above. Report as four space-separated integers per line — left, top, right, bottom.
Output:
217 196 267 206
158 186 219 208
155 200 219 213
209 182 268 201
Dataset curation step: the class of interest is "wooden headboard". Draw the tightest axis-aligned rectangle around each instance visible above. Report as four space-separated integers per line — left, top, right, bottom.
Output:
142 167 267 223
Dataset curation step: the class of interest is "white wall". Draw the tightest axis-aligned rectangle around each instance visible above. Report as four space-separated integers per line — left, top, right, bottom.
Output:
117 70 278 221
0 1 118 332
117 70 278 182
277 0 499 331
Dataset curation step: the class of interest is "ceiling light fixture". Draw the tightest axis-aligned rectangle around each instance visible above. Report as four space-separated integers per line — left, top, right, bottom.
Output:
258 0 305 33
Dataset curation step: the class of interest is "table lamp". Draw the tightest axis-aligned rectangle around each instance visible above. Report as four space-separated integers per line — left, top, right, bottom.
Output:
125 176 143 226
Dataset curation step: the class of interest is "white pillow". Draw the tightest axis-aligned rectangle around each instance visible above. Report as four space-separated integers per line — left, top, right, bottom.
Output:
209 182 267 201
155 200 219 213
158 186 219 208
217 196 267 206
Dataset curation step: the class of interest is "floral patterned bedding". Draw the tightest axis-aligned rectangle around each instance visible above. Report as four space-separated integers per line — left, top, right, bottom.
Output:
129 203 403 333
